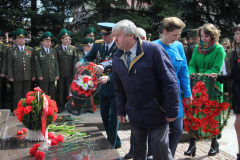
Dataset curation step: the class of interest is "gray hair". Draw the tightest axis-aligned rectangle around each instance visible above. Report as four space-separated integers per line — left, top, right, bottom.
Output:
112 19 138 39
137 27 146 39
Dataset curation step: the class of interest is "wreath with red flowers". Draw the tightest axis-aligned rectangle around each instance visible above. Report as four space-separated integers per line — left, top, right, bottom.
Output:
183 74 231 140
14 88 58 131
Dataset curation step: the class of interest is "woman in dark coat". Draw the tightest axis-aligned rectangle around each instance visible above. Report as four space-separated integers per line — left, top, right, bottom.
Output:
212 24 240 160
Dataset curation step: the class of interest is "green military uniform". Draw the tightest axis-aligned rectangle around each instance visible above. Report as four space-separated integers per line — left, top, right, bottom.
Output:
55 29 77 112
81 23 121 148
34 32 59 100
185 29 199 64
8 29 35 111
0 39 7 109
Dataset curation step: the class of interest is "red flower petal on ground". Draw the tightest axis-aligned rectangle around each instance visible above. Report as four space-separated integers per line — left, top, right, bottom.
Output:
190 124 198 131
53 114 57 122
203 107 212 115
17 131 23 135
21 128 27 133
26 91 35 98
209 119 219 128
196 99 203 108
32 143 40 150
26 96 35 105
192 86 201 93
199 92 209 102
50 139 58 146
35 151 45 160
211 129 220 135
56 135 64 142
219 102 229 111
48 107 54 116
202 126 211 133
24 106 33 115
210 100 219 108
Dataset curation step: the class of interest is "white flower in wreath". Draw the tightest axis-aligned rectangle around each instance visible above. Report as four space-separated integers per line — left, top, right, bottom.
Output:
73 74 94 91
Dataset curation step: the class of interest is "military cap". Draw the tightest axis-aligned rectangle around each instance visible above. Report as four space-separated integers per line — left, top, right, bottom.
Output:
97 22 115 36
40 31 52 41
189 29 198 38
58 29 69 40
83 38 93 46
84 27 95 36
8 31 15 39
0 30 4 38
220 38 229 44
179 38 188 44
14 29 27 39
68 31 73 39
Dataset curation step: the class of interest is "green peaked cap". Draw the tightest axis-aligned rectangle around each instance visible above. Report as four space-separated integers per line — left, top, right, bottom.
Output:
58 29 69 40
0 30 4 38
179 38 187 44
9 31 16 39
220 38 229 44
84 27 95 36
189 29 198 38
68 31 73 39
83 38 93 46
14 29 27 39
40 31 52 41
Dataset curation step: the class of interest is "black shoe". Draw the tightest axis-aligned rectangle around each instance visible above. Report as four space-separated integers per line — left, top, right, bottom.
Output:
237 154 240 160
184 137 196 157
125 152 133 159
208 138 219 156
115 145 121 149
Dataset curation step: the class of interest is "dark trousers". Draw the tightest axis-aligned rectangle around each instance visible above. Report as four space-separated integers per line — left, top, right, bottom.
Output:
169 117 183 157
99 94 121 148
57 77 72 109
0 78 2 109
13 81 31 111
8 81 14 111
131 123 173 160
39 81 55 100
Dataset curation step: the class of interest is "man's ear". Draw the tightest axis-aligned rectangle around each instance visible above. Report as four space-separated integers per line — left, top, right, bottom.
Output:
143 36 146 40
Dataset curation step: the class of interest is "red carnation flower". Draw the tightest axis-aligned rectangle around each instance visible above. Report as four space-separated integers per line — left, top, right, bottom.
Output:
53 114 57 122
219 102 229 111
71 82 80 91
32 143 40 150
24 106 33 115
17 131 23 135
26 91 35 98
26 96 35 105
35 151 45 160
211 129 220 135
203 107 212 115
196 99 203 108
49 100 57 108
17 100 23 109
211 108 221 117
48 132 55 139
21 128 27 133
209 119 219 128
192 86 201 93
210 100 219 108
204 100 211 107
202 126 211 133
199 92 209 102
54 106 58 113
50 139 58 146
17 114 24 122
56 135 64 142
29 148 37 156
48 107 54 116
190 124 198 131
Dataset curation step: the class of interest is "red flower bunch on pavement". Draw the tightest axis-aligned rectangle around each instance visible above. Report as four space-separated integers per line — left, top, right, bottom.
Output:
35 151 45 160
183 79 231 140
29 143 40 156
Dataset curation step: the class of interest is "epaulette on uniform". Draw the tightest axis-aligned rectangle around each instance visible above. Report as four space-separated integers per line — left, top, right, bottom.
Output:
35 47 41 51
95 39 104 44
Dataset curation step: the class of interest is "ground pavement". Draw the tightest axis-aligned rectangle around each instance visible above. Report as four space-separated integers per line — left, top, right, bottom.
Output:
58 109 238 160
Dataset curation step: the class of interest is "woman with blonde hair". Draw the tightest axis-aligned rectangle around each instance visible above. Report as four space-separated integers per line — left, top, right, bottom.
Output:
153 17 192 157
186 23 226 156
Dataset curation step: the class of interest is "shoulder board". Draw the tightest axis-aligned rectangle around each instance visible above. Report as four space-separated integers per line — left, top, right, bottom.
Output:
95 39 104 44
0 41 3 44
26 46 33 49
36 47 41 51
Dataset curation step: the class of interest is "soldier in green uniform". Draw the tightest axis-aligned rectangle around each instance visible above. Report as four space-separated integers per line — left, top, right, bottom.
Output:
0 31 7 109
186 29 199 64
55 29 77 113
220 38 233 92
8 29 36 111
68 31 73 45
75 23 121 149
84 27 95 41
34 32 59 100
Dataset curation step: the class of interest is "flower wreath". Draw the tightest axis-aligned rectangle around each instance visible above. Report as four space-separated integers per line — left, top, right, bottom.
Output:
183 74 231 140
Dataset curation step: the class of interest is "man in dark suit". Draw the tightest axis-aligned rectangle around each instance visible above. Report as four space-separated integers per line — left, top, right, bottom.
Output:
75 22 121 149
8 29 36 111
34 31 59 100
112 20 179 160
